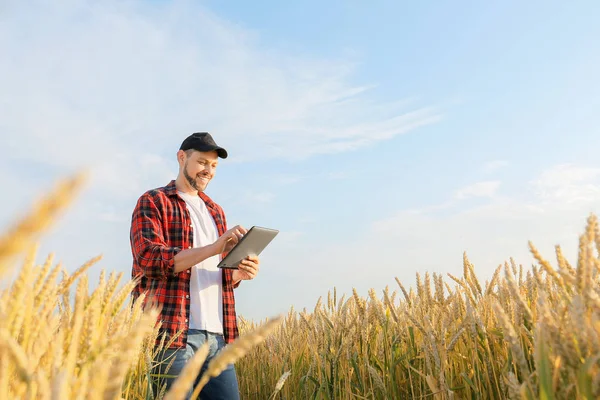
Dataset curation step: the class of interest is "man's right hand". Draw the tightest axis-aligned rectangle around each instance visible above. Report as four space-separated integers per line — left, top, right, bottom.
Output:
174 225 247 273
213 225 247 255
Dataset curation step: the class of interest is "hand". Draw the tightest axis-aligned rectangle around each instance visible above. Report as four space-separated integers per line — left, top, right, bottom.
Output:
213 225 247 255
232 255 260 283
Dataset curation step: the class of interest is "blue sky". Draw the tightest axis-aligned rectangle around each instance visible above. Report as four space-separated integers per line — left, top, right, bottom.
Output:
1 0 599 320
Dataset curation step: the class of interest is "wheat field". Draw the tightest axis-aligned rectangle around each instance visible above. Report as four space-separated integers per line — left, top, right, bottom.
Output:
235 228 600 399
1 173 599 399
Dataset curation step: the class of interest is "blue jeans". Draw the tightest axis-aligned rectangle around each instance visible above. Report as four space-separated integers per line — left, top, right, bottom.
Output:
151 329 240 400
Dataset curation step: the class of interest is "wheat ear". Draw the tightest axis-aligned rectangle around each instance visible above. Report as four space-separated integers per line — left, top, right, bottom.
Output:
0 172 87 275
269 370 291 400
162 342 210 400
0 328 30 383
395 277 411 305
191 315 283 398
104 308 160 400
57 254 102 295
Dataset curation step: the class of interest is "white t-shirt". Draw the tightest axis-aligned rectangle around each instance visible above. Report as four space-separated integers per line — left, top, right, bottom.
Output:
177 191 223 334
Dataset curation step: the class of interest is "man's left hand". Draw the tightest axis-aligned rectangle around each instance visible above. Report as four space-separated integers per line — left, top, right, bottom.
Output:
232 255 260 283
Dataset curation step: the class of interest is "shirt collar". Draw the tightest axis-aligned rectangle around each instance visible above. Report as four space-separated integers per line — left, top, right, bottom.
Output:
165 180 178 197
165 179 217 210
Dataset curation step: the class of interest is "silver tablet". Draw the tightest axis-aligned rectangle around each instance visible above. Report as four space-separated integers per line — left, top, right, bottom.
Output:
217 226 279 269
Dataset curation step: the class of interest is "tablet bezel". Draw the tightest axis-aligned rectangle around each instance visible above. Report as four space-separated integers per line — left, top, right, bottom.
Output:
217 225 279 269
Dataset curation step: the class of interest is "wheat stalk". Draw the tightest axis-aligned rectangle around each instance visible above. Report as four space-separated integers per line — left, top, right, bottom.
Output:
162 342 210 400
0 328 31 383
492 301 530 377
190 315 283 398
57 255 103 295
0 172 87 275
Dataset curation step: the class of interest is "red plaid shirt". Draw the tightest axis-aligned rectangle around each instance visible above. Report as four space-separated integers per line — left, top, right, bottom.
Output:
130 180 239 349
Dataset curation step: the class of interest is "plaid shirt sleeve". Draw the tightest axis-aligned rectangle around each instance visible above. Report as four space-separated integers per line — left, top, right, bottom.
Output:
130 192 182 280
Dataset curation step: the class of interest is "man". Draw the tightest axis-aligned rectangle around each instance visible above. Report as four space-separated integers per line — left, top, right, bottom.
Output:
129 132 259 399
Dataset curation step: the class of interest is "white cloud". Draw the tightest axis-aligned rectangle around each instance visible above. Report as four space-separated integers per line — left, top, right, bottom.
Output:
263 163 600 318
483 160 509 172
0 0 440 291
535 164 600 186
0 1 441 275
0 0 439 174
454 180 501 199
532 164 600 205
272 174 304 185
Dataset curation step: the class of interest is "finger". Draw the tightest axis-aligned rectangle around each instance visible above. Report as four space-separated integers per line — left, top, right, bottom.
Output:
239 262 254 272
240 264 258 275
233 228 244 239
240 259 257 269
239 268 255 279
233 225 247 234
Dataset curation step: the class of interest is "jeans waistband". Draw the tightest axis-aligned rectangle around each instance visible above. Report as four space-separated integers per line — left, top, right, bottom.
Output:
187 329 223 336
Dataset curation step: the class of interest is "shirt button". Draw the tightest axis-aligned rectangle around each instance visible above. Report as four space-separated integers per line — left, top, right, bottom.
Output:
187 270 191 274
186 294 189 299
185 318 188 323
188 246 192 249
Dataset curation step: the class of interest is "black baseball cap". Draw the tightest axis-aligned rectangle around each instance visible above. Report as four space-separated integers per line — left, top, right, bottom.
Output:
179 132 228 159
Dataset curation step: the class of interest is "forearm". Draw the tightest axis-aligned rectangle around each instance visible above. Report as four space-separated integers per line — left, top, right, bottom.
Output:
173 243 219 273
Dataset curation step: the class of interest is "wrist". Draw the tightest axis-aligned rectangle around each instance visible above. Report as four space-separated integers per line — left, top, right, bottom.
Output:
208 242 220 257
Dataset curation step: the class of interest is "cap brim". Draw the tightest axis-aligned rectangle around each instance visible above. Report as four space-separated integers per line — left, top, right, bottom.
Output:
205 145 228 159
215 147 228 159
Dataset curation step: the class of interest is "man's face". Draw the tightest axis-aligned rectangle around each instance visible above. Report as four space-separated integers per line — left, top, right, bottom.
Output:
180 150 219 192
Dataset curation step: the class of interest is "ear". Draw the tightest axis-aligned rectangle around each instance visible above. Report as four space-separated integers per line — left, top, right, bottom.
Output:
177 150 186 165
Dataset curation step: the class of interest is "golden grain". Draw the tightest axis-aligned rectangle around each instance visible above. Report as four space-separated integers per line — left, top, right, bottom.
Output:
191 315 283 398
161 343 209 400
269 370 291 399
0 172 87 274
57 255 102 295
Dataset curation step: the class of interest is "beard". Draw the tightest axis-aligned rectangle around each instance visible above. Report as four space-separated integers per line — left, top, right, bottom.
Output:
183 161 209 191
